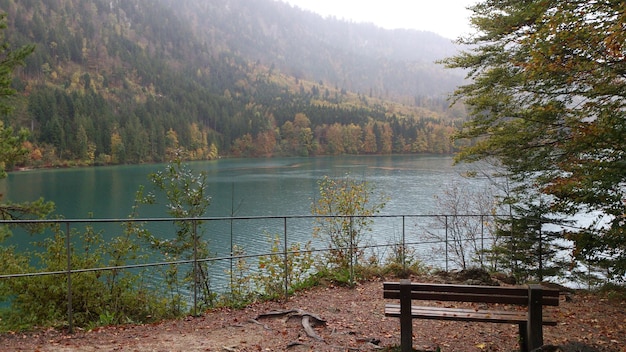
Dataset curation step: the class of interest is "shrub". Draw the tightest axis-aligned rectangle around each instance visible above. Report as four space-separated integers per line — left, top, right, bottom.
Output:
254 235 314 298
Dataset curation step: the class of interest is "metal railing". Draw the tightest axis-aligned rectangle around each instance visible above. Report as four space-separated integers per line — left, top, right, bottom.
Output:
1 214 499 332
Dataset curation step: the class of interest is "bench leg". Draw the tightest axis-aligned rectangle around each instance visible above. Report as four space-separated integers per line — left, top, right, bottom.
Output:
400 280 413 352
527 285 544 351
400 315 412 352
518 323 528 352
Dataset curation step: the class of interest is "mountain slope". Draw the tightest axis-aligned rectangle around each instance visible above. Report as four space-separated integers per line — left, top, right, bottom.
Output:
2 0 466 167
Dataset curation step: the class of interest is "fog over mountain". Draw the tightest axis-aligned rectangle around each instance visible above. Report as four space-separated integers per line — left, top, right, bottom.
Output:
157 0 465 99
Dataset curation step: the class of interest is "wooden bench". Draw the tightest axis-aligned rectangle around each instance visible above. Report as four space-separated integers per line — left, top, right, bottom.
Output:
383 280 559 352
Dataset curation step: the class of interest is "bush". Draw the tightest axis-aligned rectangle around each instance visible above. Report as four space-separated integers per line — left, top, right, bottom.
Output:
0 224 166 331
254 236 314 298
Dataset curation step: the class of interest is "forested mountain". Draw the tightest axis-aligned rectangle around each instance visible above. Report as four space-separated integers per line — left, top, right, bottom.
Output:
1 0 467 167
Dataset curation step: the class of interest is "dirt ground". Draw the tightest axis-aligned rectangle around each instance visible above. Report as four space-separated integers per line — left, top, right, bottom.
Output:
1 274 625 352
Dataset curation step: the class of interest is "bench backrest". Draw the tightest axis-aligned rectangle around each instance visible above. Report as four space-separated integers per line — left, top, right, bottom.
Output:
383 281 559 306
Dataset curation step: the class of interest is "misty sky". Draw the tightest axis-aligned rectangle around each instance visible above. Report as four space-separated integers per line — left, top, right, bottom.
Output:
281 0 478 40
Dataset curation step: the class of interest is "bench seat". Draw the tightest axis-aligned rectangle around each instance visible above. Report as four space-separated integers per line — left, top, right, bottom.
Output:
385 303 557 325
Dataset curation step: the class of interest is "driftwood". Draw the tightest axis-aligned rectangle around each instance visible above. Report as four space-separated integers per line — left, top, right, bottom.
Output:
255 309 326 341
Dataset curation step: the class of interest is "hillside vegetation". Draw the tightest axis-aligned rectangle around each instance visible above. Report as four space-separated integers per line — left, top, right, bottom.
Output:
1 0 466 168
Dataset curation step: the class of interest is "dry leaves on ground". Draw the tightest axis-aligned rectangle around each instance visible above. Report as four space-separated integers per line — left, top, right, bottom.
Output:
1 275 625 352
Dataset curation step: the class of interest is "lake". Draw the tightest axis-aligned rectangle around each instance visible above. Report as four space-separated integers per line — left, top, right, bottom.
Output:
1 155 471 219
1 155 489 287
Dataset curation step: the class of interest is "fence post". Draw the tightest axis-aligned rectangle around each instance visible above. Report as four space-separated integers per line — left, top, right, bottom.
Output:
283 217 289 301
480 215 484 269
65 221 73 333
229 183 235 297
445 215 449 272
192 219 198 317
349 216 354 285
538 223 543 282
229 217 234 297
402 216 406 271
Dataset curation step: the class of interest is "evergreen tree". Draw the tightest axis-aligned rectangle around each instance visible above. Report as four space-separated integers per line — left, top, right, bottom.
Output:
493 194 570 283
0 13 34 116
0 13 53 228
444 1 626 279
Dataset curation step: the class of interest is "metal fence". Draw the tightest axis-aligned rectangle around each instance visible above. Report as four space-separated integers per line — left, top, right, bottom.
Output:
1 214 499 332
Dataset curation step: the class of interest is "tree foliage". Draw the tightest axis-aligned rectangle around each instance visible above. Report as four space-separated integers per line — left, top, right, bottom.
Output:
0 121 28 178
444 1 626 278
0 12 54 233
0 13 33 176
